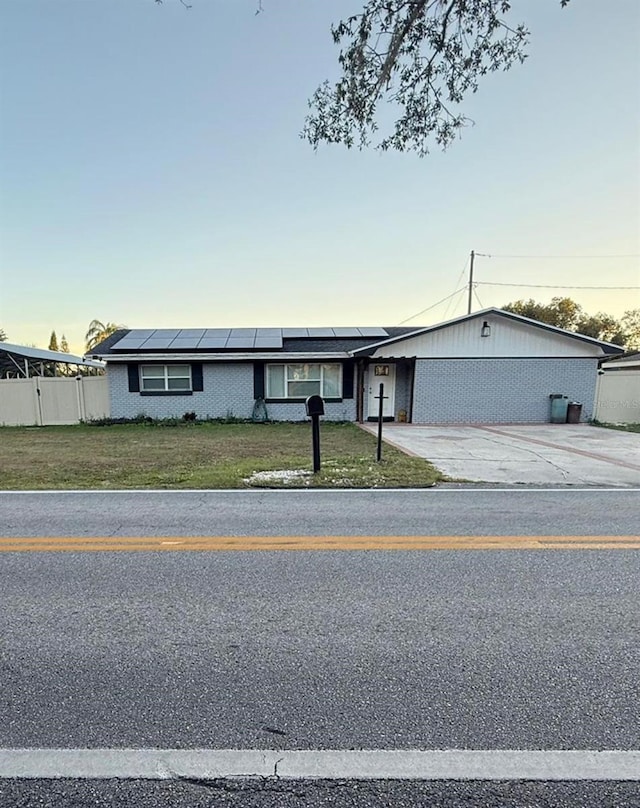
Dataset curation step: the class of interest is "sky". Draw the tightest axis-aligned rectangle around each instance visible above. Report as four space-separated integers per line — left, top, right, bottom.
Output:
1 0 639 354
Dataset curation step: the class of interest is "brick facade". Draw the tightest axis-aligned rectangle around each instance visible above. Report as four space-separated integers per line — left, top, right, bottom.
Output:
108 363 355 421
411 358 598 424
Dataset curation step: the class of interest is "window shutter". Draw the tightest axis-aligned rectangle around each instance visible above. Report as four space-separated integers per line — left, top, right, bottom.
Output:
192 363 204 392
253 362 265 399
127 364 140 393
342 361 354 399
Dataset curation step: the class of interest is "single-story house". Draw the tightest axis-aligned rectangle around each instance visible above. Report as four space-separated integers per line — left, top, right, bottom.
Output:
87 308 623 424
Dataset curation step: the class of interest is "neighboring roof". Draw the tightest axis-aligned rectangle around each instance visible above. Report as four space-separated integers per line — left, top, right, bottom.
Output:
1 342 104 369
600 351 640 369
351 308 625 356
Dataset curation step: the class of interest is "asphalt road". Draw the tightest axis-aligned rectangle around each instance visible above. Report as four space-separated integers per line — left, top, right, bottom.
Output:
0 487 638 537
1 489 639 807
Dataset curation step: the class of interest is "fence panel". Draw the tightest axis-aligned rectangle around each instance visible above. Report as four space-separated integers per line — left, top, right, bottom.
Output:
0 379 40 426
79 376 110 421
36 377 81 425
0 376 110 426
595 371 640 424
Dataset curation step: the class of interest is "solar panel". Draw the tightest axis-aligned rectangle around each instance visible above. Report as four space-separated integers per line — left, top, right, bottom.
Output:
229 328 256 338
226 338 256 349
151 329 181 338
170 338 203 350
123 329 155 338
332 327 361 337
358 327 388 338
307 328 335 338
256 328 281 338
198 338 228 349
141 338 175 349
202 329 231 338
112 338 148 350
254 337 283 349
177 329 206 339
282 328 308 338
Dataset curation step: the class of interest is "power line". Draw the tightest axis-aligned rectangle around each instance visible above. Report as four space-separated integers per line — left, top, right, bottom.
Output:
398 287 468 325
476 282 640 290
475 253 640 259
442 257 470 321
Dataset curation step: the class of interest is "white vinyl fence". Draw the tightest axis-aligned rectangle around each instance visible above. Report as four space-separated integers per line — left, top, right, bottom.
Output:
0 376 109 426
594 370 640 424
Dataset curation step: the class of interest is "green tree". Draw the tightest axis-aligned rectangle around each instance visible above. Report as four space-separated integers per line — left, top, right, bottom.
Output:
503 297 583 330
157 0 570 156
303 0 571 155
0 328 6 342
48 330 59 352
575 313 629 346
503 297 631 347
85 319 126 352
620 309 640 351
60 334 70 353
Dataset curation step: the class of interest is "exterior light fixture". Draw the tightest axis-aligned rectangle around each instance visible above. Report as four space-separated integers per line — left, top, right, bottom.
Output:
481 321 491 337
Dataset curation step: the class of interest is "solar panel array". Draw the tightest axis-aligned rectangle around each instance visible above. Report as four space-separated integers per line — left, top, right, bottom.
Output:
112 327 389 352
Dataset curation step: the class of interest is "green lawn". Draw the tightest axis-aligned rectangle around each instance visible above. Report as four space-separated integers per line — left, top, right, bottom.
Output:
0 422 443 490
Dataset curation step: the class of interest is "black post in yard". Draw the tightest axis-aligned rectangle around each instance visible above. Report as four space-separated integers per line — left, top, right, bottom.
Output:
311 413 321 473
305 395 325 473
377 382 384 462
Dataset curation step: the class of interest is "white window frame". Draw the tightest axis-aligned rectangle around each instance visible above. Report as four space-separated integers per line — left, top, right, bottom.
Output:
266 363 342 399
140 364 192 393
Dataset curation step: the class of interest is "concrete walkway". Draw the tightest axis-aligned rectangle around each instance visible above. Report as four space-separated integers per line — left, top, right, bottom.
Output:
361 424 640 486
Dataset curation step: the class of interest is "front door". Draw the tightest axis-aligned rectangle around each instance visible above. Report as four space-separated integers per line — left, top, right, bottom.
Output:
367 363 396 420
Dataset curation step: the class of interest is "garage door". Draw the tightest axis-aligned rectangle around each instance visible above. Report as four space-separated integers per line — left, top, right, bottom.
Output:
411 358 597 424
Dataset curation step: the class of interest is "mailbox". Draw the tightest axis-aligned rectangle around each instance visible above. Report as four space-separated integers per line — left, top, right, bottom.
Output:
305 395 325 417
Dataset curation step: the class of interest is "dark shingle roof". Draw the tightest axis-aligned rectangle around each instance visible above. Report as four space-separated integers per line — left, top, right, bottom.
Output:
87 327 421 357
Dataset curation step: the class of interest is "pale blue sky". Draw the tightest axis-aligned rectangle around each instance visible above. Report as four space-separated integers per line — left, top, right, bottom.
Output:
1 0 639 353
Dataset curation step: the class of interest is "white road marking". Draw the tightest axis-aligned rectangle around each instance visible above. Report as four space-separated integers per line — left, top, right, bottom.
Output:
1 749 639 780
0 488 639 495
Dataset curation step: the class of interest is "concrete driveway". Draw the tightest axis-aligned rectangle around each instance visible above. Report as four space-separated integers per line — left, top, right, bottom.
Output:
362 424 640 486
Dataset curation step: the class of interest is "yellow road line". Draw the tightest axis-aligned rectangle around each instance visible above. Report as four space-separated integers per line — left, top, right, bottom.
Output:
0 536 639 552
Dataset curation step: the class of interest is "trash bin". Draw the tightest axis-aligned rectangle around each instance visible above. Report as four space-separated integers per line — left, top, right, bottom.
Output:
567 402 582 424
549 394 569 423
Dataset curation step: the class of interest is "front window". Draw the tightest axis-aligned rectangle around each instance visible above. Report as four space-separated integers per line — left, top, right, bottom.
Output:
266 363 342 399
140 364 191 392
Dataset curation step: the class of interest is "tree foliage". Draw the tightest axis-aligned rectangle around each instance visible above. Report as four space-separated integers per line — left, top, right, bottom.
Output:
157 0 570 156
85 320 126 352
503 298 640 349
0 328 6 342
48 330 59 352
303 0 570 156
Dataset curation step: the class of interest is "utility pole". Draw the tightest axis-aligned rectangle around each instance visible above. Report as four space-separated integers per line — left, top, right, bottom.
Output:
467 249 475 314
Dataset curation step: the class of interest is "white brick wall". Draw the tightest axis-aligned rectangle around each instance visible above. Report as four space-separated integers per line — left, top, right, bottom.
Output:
107 363 355 421
411 358 598 424
265 400 356 422
108 363 255 420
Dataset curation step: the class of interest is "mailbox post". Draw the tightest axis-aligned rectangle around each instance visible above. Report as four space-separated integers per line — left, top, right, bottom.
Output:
375 382 388 462
305 395 325 473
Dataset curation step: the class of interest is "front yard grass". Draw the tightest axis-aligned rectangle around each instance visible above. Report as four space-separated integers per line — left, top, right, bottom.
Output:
592 421 640 434
0 422 443 490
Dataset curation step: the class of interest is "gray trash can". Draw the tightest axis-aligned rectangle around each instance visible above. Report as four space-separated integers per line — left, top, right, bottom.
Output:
549 394 569 423
567 402 582 424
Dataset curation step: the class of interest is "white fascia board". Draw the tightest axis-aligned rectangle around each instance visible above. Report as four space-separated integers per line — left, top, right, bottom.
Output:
99 352 351 363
